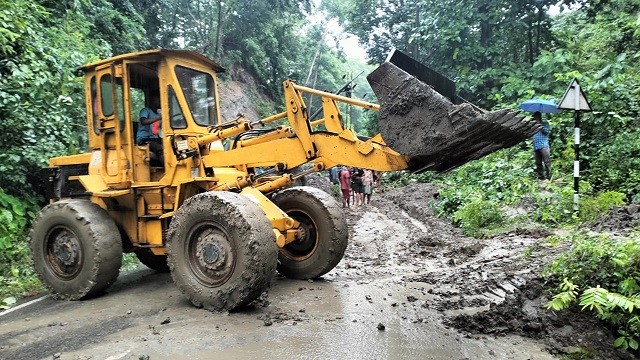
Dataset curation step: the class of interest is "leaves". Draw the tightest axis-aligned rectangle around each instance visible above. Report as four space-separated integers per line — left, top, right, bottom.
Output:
546 279 579 311
545 231 640 349
0 189 42 299
0 296 17 310
453 197 505 237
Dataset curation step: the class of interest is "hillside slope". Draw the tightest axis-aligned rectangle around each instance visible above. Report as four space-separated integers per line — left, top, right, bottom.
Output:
217 67 274 122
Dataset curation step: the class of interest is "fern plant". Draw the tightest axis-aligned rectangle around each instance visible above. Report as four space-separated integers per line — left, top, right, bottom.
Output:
547 278 579 311
545 232 640 350
546 281 640 350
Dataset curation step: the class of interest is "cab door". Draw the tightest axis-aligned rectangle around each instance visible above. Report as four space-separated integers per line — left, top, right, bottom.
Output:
94 63 132 189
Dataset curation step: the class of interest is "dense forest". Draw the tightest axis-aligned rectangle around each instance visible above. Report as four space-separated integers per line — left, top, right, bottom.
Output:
1 0 639 198
2 0 640 349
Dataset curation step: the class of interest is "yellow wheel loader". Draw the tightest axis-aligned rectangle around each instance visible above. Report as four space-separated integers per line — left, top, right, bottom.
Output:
29 49 538 310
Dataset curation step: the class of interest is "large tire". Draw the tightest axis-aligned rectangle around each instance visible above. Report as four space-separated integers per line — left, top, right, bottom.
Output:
29 199 123 300
166 192 277 311
271 186 348 279
135 249 170 273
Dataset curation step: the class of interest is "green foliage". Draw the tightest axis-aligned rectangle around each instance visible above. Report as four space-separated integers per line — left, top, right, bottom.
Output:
1 296 17 310
431 147 538 233
589 127 640 198
121 253 141 271
544 232 640 290
547 278 579 311
326 0 561 105
0 189 36 249
0 189 42 299
434 147 538 216
453 198 505 237
544 232 640 349
531 179 624 225
0 0 111 196
424 143 624 235
326 0 640 203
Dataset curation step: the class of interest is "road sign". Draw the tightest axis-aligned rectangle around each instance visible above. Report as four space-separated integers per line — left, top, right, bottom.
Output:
558 78 593 213
557 78 592 111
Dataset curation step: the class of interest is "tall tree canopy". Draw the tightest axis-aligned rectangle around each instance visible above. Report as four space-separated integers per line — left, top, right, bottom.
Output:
323 0 563 104
324 0 640 196
0 1 148 195
1 0 640 197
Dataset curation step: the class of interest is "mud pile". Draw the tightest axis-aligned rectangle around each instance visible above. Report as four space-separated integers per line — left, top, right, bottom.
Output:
368 62 540 173
586 202 640 233
341 182 629 359
301 172 335 199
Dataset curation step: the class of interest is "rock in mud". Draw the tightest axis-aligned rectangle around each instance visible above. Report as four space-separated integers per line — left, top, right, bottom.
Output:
367 61 541 173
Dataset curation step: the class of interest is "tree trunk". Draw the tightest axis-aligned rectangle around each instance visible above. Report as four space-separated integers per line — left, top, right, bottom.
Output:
535 4 543 60
478 0 492 69
305 37 323 85
527 15 534 64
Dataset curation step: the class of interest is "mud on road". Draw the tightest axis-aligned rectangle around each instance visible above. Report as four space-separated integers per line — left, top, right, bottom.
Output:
0 182 626 359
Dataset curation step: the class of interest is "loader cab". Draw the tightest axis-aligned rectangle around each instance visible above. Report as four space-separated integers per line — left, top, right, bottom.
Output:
81 49 224 188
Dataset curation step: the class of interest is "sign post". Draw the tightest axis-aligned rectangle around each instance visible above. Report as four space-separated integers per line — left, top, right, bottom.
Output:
557 78 592 213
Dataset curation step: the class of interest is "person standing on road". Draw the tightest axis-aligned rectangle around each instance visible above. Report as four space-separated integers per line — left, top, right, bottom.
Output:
532 111 551 180
329 166 340 185
339 166 351 208
362 169 374 204
351 168 364 207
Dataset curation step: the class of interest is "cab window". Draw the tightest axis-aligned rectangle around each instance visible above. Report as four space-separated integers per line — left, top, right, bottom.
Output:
90 76 99 135
169 86 186 129
99 73 125 132
175 66 217 126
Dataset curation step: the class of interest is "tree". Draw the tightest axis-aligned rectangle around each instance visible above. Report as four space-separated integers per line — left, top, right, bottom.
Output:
0 0 132 197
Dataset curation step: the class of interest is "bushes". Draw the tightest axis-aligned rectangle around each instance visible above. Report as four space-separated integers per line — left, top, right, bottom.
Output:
588 128 640 199
0 189 42 299
531 179 625 225
421 145 625 236
452 198 504 237
544 232 640 350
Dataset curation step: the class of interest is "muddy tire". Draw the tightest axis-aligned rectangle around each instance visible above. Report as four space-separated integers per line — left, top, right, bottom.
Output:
271 186 348 279
29 199 123 300
166 192 277 311
135 249 169 273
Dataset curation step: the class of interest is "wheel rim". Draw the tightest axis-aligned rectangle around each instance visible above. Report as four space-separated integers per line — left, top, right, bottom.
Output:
45 226 83 280
186 221 236 287
281 209 318 261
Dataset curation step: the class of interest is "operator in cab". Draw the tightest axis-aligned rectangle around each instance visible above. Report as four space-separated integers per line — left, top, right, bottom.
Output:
136 96 164 165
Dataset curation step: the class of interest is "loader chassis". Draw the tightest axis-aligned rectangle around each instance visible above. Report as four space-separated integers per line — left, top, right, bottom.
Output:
30 49 407 310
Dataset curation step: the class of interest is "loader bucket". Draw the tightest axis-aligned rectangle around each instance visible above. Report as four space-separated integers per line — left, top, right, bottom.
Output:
367 49 541 173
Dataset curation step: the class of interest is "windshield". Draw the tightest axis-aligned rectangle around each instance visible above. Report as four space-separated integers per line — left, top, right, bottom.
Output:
175 66 218 126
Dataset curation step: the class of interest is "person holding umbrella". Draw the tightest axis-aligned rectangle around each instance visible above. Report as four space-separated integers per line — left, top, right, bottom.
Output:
520 99 556 180
531 111 552 180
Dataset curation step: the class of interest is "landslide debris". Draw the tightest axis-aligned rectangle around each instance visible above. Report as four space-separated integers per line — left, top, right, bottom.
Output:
367 62 540 173
341 182 628 359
